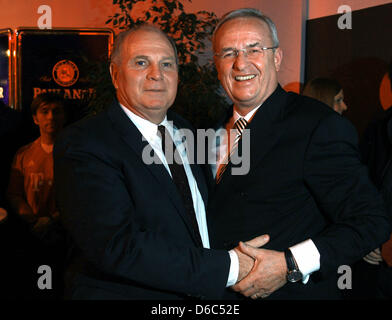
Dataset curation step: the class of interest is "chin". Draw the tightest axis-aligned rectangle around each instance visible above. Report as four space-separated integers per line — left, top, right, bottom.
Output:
233 96 258 105
146 100 173 110
144 105 166 112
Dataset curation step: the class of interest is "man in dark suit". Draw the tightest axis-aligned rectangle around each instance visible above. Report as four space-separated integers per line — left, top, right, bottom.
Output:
53 24 265 300
207 8 391 300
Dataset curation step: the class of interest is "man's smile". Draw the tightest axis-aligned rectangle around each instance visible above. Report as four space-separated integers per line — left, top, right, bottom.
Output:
145 88 166 92
235 74 256 81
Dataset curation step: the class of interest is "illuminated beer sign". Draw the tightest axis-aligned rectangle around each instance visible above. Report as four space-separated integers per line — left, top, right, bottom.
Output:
52 59 79 87
14 28 113 118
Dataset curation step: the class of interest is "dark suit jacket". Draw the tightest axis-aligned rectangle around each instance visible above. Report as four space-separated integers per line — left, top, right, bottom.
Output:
360 107 392 188
207 85 391 300
54 101 230 300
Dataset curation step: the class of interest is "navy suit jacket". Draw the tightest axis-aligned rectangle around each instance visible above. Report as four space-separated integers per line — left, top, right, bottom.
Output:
207 85 391 300
54 101 230 300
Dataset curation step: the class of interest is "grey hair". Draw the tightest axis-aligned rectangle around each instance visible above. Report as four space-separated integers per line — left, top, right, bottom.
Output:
110 24 179 67
212 8 279 52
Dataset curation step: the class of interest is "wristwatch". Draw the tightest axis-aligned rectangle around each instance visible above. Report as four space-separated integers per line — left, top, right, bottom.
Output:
284 248 303 283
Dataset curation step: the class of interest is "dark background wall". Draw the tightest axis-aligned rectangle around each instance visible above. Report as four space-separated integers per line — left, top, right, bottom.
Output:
305 3 392 138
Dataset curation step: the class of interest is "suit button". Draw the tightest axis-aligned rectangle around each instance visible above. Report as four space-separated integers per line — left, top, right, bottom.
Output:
239 191 247 197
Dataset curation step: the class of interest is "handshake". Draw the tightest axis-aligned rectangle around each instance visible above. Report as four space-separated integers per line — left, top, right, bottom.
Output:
232 235 288 300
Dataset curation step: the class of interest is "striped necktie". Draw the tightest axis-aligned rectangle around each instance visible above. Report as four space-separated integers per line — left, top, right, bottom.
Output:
216 117 248 184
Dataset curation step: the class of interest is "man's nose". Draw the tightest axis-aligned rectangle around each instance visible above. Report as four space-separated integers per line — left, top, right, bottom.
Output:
147 64 163 80
233 51 249 70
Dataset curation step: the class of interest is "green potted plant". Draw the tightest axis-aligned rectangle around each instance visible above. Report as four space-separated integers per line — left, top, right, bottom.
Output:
85 0 229 129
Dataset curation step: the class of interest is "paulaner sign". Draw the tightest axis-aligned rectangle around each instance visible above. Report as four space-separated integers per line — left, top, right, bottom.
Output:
34 58 90 98
33 58 94 99
33 87 96 100
13 28 113 119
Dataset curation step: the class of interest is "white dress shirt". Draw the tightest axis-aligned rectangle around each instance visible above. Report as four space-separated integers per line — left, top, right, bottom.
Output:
211 106 261 178
119 104 211 248
120 105 242 287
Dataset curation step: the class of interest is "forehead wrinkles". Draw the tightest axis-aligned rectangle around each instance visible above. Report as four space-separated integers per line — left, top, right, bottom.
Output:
229 18 248 47
123 31 174 60
218 18 270 50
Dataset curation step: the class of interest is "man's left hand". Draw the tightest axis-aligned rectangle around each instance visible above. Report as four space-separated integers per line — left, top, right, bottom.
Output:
231 241 287 299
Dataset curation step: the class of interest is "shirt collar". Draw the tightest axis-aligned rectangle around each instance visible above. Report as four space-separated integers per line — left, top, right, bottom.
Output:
231 104 262 127
119 104 165 140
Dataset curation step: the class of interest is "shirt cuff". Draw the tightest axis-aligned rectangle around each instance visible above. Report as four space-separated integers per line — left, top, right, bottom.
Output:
226 250 239 287
289 239 320 284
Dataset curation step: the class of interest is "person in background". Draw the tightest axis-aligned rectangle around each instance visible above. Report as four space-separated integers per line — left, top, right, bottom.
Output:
7 93 66 238
302 77 348 115
7 93 67 298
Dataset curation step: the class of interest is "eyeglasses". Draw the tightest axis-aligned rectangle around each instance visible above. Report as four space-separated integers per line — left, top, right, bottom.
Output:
215 45 278 60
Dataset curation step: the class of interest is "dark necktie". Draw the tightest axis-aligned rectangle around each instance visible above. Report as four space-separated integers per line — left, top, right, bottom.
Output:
216 117 248 184
157 125 203 246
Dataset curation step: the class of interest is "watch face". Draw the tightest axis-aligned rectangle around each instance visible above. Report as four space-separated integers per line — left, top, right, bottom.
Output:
287 270 302 283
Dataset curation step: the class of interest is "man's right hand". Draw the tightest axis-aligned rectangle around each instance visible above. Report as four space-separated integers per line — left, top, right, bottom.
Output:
235 234 270 282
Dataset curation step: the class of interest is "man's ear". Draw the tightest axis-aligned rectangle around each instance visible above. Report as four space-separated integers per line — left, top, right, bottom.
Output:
274 48 283 72
32 114 39 126
109 62 119 89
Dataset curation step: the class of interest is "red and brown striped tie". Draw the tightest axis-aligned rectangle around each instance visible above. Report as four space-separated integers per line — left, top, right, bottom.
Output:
216 117 248 184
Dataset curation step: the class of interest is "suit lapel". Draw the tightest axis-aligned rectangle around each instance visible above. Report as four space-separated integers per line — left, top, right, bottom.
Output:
166 111 209 206
107 102 203 246
214 85 288 187
246 88 288 171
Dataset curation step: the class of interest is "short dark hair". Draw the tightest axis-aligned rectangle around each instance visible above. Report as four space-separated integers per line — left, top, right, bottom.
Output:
302 78 342 108
110 24 179 68
31 93 65 115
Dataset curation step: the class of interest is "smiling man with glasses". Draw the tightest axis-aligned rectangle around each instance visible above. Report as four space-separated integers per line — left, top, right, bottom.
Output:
206 8 391 300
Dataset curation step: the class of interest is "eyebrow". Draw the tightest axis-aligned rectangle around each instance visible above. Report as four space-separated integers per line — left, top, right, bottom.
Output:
221 42 261 52
133 55 149 60
161 57 176 62
132 55 176 61
247 42 261 48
